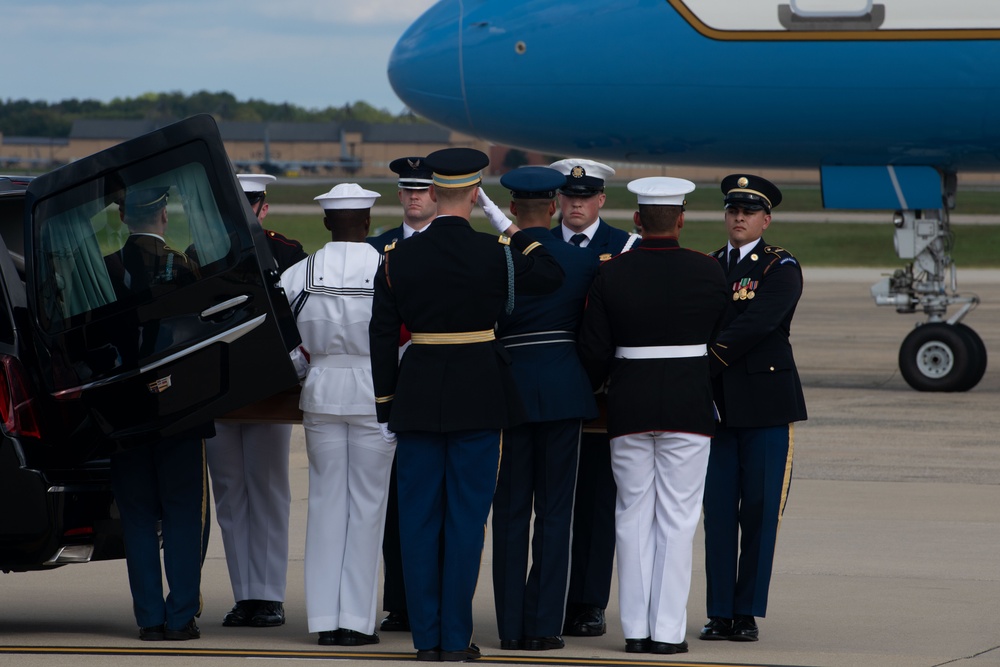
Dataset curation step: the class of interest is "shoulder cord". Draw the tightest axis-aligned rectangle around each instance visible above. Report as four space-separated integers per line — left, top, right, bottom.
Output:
504 245 515 315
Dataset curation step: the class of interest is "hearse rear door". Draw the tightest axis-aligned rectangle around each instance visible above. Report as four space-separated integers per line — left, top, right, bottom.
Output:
23 115 300 446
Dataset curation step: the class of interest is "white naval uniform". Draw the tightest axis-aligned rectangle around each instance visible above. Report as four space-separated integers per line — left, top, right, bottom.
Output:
281 241 394 635
206 422 292 603
610 431 710 644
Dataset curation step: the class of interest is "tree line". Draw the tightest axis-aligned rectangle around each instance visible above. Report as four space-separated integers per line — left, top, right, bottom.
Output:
0 92 423 137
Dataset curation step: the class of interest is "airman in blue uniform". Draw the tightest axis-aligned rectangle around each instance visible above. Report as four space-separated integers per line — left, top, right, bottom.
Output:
488 167 600 652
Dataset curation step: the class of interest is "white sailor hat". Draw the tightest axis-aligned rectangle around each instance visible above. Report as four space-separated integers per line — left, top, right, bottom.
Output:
314 183 381 210
627 176 696 206
237 173 277 193
548 158 616 196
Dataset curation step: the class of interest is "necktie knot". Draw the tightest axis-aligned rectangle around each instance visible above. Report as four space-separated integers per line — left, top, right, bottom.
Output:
570 233 587 246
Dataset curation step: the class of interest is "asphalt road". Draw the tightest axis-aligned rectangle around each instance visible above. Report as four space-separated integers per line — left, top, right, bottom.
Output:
1 268 998 667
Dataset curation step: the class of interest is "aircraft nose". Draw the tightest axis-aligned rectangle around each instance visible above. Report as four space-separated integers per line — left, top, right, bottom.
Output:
388 0 473 133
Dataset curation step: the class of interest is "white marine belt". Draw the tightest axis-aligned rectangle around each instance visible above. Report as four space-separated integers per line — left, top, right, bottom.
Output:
615 344 707 359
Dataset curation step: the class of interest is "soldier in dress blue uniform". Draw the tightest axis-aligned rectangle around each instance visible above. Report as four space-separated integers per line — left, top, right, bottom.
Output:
700 174 808 643
369 148 564 662
578 177 728 656
367 157 437 634
110 186 212 642
486 167 600 652
205 174 305 630
548 158 635 637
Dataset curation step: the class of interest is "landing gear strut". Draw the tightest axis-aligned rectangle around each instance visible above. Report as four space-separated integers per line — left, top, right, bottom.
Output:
870 172 986 391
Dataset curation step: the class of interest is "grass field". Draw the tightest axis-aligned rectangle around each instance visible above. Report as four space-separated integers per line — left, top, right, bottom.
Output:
260 181 1000 267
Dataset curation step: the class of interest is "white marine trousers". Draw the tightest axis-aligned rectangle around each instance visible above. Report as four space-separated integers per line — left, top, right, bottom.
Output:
610 430 710 644
206 421 292 602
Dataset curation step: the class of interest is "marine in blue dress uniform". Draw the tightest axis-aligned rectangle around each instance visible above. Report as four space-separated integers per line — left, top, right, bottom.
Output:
548 158 634 637
369 148 564 662
701 174 808 643
368 156 437 634
488 167 600 652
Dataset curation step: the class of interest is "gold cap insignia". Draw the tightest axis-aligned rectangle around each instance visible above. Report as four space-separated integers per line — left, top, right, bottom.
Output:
571 166 586 179
738 177 749 188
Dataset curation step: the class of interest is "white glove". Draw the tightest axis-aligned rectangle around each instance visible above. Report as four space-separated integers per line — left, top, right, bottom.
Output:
477 187 513 234
378 422 397 446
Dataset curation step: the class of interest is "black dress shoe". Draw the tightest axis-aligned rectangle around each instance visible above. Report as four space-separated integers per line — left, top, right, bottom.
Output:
223 600 258 627
416 647 441 661
500 639 521 650
165 619 201 640
440 643 481 662
624 637 651 653
730 615 759 642
338 629 380 646
699 616 734 640
563 605 606 636
651 639 689 654
379 610 410 632
524 636 564 650
318 630 341 645
139 624 165 641
250 600 285 627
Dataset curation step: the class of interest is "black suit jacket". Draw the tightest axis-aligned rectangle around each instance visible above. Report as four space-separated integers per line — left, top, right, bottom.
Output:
708 238 808 428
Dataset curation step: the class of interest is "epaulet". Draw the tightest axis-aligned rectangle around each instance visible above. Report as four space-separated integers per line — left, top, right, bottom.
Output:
384 240 398 253
266 229 300 248
763 245 799 271
497 235 511 245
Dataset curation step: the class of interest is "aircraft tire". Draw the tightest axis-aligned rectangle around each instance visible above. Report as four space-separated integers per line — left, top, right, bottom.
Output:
953 323 988 391
898 323 977 392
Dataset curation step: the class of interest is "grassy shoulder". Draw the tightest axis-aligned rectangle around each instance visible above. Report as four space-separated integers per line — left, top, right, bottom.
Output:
262 181 1000 266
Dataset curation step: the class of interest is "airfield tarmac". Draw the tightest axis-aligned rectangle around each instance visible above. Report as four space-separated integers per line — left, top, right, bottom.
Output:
1 267 998 667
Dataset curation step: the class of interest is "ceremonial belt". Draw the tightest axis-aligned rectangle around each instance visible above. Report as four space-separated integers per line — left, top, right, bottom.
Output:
615 344 707 359
410 329 496 345
499 330 575 348
309 353 369 368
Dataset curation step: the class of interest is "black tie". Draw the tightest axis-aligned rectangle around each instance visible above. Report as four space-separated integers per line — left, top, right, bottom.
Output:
570 233 587 246
729 247 740 272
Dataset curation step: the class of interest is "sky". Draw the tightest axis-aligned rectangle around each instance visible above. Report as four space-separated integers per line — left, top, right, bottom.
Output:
1 0 439 114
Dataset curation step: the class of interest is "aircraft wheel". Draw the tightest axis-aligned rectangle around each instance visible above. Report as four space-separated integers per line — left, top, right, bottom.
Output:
898 323 978 392
953 323 988 391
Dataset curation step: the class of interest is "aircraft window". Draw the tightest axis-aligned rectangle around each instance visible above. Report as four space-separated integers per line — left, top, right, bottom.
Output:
32 159 235 333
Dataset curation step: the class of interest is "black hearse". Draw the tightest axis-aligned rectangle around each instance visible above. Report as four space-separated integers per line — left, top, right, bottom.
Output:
0 115 299 571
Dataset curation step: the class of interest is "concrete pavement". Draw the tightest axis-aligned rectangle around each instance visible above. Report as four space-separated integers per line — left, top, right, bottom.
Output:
1 268 998 667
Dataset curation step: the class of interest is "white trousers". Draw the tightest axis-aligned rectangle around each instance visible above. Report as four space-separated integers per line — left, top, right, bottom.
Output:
610 431 710 644
303 412 395 634
206 421 292 602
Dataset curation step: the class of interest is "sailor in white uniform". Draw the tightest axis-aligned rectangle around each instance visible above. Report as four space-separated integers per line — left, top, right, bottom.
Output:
280 183 395 647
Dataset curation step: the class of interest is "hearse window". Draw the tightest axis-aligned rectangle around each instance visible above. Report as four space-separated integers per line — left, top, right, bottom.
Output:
33 160 234 333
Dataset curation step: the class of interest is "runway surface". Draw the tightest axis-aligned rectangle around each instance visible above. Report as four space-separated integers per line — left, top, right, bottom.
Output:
1 268 998 667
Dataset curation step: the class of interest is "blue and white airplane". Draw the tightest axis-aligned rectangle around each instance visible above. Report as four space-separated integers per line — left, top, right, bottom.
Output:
388 0 1000 392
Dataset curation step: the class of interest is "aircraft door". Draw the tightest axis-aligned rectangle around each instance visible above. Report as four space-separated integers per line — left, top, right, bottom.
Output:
23 115 300 448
